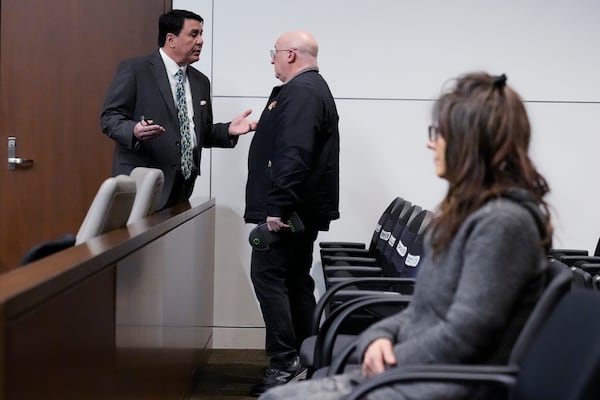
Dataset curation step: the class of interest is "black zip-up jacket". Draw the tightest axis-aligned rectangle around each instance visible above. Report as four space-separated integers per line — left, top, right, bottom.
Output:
244 69 340 229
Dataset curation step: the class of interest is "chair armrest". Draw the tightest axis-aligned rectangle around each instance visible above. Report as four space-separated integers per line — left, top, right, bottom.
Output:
549 248 588 257
320 248 372 257
594 275 600 290
577 263 600 275
314 296 412 370
560 255 600 266
322 256 378 266
346 364 518 400
320 241 366 249
302 295 384 374
312 277 416 333
324 266 384 279
327 276 396 286
327 339 358 375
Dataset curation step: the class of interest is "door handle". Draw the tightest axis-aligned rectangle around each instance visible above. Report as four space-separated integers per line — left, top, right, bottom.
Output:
8 157 34 167
7 136 34 170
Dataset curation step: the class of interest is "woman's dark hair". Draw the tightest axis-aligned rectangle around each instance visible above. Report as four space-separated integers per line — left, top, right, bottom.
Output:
158 9 203 47
430 72 552 254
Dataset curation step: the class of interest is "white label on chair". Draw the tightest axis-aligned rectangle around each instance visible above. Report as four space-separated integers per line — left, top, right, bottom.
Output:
380 230 391 240
396 240 407 256
375 223 382 233
388 234 396 247
406 253 420 267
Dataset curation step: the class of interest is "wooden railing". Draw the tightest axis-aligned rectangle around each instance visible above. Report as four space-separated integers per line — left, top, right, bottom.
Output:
0 197 215 400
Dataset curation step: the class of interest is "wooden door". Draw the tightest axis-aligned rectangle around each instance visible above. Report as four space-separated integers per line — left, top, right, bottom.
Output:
0 0 171 271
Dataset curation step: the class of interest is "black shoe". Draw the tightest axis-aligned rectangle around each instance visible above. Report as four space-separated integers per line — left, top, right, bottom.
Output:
250 357 307 397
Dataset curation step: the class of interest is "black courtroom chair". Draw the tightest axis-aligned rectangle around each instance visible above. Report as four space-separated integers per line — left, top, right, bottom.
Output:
325 258 573 380
569 266 594 289
323 208 432 290
20 175 137 266
301 292 412 377
381 209 433 279
320 198 411 269
344 289 600 400
19 233 76 266
550 235 600 259
319 196 404 251
323 204 422 287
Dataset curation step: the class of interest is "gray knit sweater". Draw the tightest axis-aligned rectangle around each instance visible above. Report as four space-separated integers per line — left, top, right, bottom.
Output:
354 196 547 399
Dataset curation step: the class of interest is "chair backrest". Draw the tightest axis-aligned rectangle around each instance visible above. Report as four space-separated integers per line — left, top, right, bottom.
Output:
509 258 574 365
403 210 433 275
19 233 76 266
512 289 600 400
368 197 405 253
570 266 594 289
382 204 422 267
593 236 600 256
578 262 600 276
387 209 433 278
127 167 164 224
75 175 137 245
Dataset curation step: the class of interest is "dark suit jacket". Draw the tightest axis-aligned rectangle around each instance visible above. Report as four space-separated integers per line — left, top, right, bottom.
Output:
100 51 236 209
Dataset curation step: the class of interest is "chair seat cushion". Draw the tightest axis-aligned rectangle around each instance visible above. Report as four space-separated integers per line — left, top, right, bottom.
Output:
300 334 359 370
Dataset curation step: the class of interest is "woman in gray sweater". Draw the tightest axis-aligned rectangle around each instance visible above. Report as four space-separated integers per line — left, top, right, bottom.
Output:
259 72 553 400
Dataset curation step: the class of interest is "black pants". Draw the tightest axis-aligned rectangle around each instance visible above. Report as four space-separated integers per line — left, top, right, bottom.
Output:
250 226 319 368
162 168 198 210
161 150 200 210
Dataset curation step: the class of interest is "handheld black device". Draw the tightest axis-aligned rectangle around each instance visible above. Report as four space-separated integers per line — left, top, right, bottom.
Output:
249 212 305 251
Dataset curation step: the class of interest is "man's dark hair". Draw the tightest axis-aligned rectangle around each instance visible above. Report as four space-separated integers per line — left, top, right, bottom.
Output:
158 9 203 47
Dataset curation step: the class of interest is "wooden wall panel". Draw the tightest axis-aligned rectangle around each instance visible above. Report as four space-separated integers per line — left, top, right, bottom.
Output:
6 267 116 399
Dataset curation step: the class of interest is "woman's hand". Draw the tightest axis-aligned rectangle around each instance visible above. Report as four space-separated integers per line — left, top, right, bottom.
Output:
361 338 396 378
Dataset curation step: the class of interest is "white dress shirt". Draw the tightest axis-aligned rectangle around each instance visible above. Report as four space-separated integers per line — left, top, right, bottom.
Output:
159 48 197 148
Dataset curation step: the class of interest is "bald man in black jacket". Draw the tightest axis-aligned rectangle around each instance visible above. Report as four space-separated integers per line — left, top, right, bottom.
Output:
244 30 340 396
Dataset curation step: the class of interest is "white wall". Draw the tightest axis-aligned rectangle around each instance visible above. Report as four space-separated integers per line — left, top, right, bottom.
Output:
176 0 600 348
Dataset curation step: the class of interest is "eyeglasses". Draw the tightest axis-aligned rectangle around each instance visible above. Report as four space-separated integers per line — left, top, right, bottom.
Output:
269 48 296 59
428 125 441 142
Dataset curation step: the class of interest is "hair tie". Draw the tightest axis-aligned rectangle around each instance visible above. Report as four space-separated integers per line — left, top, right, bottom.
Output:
493 74 507 89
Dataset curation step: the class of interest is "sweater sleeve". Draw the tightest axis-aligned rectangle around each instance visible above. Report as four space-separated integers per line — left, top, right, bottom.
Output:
356 204 544 365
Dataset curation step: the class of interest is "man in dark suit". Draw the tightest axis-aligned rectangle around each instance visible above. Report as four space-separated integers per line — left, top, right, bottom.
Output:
101 9 257 210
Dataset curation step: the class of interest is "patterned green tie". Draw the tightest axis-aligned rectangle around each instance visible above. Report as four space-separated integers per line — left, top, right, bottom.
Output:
175 68 193 179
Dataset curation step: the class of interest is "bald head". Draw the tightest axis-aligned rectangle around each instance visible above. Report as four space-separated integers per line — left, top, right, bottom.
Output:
272 31 319 83
277 31 319 57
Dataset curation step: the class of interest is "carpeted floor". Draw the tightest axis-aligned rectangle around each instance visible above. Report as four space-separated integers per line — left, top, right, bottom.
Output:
191 349 269 400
